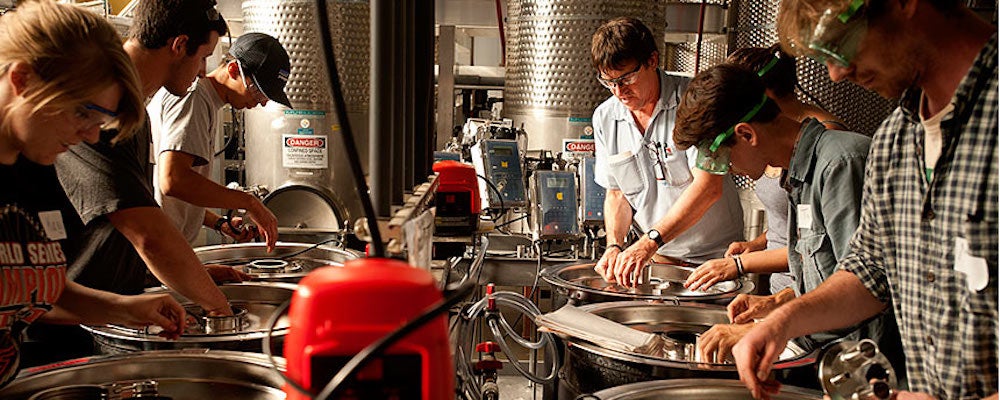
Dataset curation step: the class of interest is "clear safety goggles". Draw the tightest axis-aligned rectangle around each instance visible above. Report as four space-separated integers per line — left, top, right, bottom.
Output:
73 102 118 131
597 62 643 90
807 0 868 67
694 93 769 175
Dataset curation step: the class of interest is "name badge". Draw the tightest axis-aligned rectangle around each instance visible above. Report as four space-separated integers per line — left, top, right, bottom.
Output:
37 210 67 240
954 237 988 292
796 204 813 230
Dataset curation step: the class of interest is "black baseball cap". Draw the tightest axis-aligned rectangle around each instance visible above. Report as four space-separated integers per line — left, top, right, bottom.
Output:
230 32 292 108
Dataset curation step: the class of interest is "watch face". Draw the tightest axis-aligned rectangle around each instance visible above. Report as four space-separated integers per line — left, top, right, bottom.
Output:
648 229 661 242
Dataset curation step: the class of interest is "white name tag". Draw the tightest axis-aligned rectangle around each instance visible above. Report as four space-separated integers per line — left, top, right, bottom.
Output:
796 204 813 230
38 210 67 240
954 237 988 292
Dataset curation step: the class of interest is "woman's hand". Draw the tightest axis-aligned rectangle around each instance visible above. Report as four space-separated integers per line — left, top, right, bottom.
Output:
685 257 738 291
115 293 186 339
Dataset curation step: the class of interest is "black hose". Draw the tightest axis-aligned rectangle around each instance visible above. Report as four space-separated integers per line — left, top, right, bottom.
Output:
314 0 385 257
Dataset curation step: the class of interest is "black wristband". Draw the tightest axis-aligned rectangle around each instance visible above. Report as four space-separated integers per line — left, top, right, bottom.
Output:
607 243 625 252
732 254 745 277
213 216 228 232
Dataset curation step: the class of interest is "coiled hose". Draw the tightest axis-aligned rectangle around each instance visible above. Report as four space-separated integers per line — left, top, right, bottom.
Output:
454 290 558 399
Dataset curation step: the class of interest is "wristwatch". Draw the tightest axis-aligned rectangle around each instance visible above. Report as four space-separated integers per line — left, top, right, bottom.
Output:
213 216 228 232
647 228 664 246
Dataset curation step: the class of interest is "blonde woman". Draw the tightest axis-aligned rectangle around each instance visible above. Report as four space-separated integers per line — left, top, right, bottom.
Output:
0 0 184 387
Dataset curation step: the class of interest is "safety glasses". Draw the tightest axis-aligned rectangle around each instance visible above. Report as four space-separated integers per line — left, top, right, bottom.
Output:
236 60 268 103
73 102 118 131
694 93 769 175
597 62 643 90
807 0 868 67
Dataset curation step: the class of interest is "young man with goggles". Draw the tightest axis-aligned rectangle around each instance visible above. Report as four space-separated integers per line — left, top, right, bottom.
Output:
590 17 745 288
684 45 847 297
149 32 291 252
733 0 998 399
671 64 905 379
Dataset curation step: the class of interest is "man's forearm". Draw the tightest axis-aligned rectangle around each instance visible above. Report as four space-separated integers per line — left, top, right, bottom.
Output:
159 152 255 212
740 247 790 274
768 270 886 339
604 189 632 245
108 207 230 312
40 281 120 325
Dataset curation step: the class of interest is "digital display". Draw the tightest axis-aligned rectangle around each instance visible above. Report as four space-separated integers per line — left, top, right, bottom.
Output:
491 147 513 156
546 177 568 188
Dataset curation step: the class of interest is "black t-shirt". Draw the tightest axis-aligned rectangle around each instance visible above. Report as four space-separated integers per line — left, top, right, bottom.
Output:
0 162 71 387
52 121 158 295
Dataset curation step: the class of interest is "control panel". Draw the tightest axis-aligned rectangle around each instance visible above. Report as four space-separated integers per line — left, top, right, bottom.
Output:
531 170 580 240
579 156 605 225
470 139 527 209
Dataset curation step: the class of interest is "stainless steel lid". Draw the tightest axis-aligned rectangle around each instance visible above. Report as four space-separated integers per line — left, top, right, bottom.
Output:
0 350 286 400
588 379 822 399
571 301 816 370
541 262 754 302
83 283 292 344
194 241 358 282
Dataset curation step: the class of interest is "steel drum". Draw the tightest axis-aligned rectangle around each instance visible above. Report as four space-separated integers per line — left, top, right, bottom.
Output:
586 379 823 399
0 350 286 400
83 283 293 355
541 262 755 305
195 241 359 283
559 301 818 396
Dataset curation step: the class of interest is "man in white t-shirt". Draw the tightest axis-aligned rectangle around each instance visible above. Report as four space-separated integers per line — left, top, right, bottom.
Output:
149 32 290 250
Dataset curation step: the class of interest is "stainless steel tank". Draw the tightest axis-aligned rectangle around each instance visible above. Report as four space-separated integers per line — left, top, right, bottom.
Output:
504 0 666 152
588 379 822 399
83 283 293 355
559 301 818 396
241 0 370 231
0 350 285 400
194 242 359 283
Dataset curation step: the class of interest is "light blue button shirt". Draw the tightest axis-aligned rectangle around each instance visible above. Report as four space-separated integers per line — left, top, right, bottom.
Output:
593 70 744 263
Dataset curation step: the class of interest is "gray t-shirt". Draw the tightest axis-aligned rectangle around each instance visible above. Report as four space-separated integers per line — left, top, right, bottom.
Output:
54 118 158 295
149 78 225 244
754 173 794 293
593 70 744 263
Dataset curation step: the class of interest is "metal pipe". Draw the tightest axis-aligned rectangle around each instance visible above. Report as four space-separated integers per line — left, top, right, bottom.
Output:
694 0 708 74
404 0 416 190
414 0 434 178
436 25 456 151
370 0 393 217
390 1 405 205
494 0 507 66
315 0 384 254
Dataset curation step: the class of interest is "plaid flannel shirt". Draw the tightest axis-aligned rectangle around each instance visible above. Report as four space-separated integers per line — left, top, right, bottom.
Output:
840 34 998 398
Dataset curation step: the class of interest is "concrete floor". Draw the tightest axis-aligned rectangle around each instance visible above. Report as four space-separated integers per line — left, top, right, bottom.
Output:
496 375 546 400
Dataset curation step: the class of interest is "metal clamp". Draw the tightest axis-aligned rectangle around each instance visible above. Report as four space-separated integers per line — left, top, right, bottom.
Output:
818 339 896 400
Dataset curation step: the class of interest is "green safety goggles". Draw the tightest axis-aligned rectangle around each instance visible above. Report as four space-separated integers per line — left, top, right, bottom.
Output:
695 93 769 175
807 0 868 67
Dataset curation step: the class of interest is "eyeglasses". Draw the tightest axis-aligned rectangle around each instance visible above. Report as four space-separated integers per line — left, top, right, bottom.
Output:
694 93 769 175
597 62 643 90
72 103 118 131
807 0 868 67
236 60 268 104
